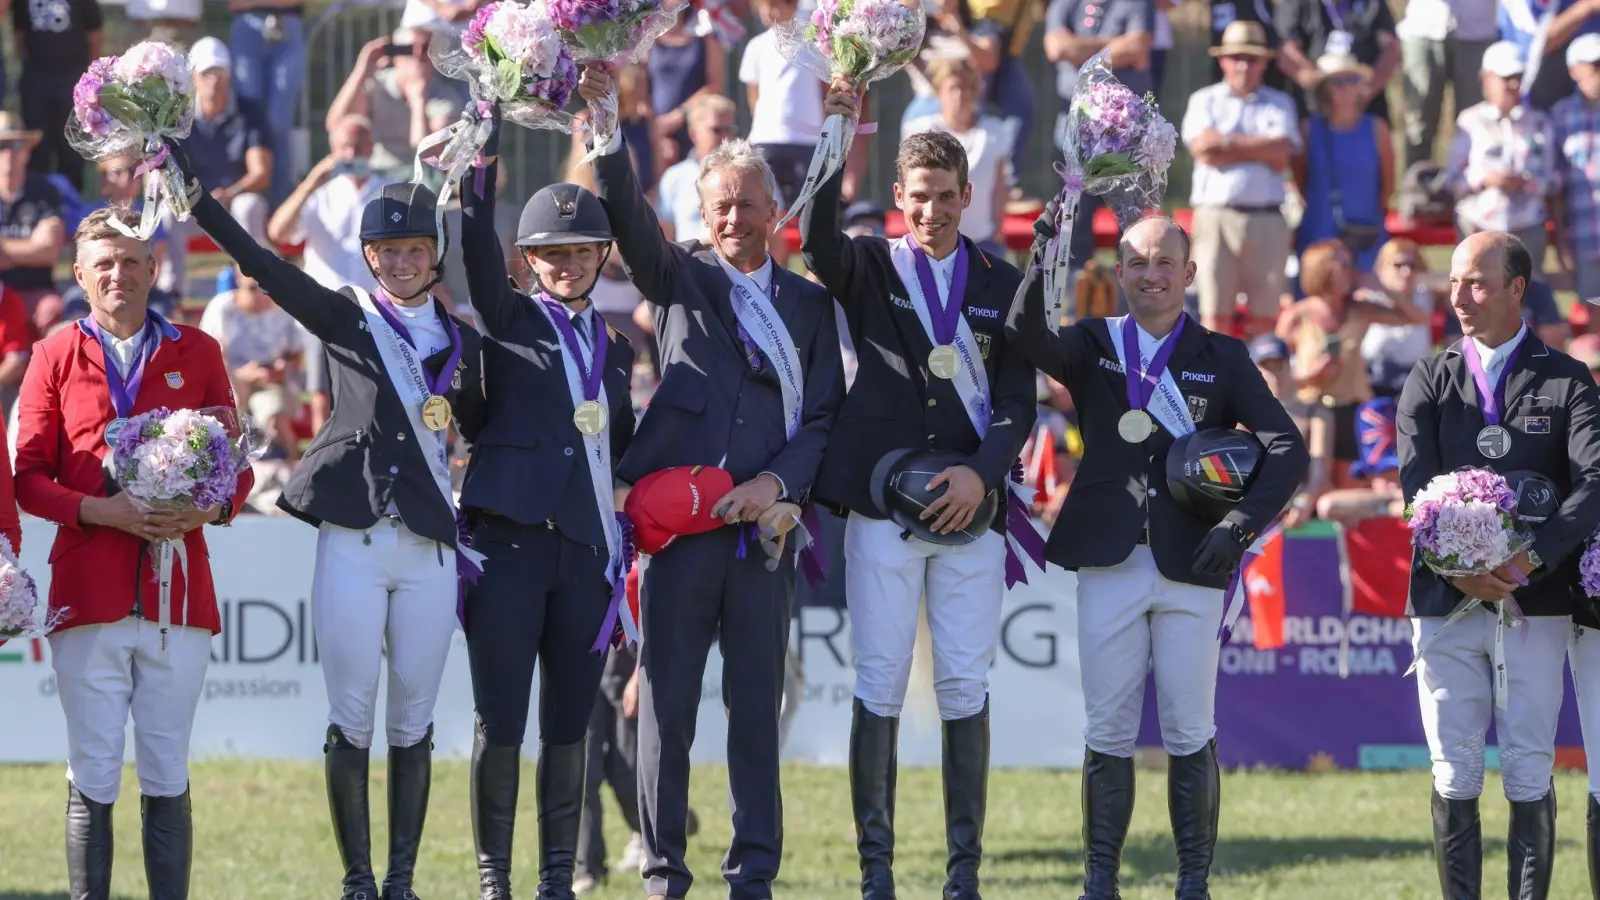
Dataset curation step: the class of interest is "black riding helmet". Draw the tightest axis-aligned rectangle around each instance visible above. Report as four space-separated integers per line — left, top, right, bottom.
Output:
360 182 447 302
870 447 1000 546
517 183 614 301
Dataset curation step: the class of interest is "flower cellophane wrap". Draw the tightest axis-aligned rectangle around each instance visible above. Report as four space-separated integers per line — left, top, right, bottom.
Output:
1582 537 1600 598
0 536 56 639
424 1 581 228
1039 49 1179 331
68 42 196 241
110 406 266 650
771 0 924 228
548 0 687 164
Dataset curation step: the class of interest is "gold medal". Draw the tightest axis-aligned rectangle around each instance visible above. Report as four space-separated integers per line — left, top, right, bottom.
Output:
573 399 608 436
1118 409 1155 443
928 344 961 380
421 395 452 431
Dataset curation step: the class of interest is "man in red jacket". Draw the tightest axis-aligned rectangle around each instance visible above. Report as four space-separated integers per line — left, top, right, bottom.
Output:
14 206 253 900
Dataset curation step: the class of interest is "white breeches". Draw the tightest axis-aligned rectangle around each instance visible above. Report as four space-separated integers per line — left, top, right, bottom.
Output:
1412 610 1569 802
1569 623 1600 801
1076 545 1224 758
844 513 1006 720
312 519 457 750
50 617 211 804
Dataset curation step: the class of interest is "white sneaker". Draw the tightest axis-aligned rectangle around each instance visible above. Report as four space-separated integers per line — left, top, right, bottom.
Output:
616 832 646 872
573 873 601 895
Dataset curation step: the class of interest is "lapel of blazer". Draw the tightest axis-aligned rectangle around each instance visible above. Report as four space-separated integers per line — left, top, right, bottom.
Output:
1084 313 1205 403
1445 330 1548 424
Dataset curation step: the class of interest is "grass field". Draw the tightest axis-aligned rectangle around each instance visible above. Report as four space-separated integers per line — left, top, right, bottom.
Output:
0 763 1594 898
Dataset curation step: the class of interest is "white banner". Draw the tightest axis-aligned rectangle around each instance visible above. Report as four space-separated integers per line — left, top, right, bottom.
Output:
0 517 1087 767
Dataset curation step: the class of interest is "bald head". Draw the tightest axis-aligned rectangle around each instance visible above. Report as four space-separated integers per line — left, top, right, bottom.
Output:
1118 215 1192 266
1449 231 1531 344
1116 215 1196 328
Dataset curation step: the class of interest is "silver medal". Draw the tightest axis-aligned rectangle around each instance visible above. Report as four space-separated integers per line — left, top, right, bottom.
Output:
1118 409 1155 443
1476 425 1512 459
104 417 130 448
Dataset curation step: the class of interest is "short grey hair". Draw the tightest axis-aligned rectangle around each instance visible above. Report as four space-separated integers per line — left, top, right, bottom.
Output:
696 138 779 206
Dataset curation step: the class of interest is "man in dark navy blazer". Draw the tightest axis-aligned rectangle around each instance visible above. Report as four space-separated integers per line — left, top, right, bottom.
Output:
1397 231 1600 898
1006 211 1306 900
800 82 1037 900
579 66 845 900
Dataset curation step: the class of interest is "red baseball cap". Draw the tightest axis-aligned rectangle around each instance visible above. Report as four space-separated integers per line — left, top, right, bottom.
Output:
624 465 735 555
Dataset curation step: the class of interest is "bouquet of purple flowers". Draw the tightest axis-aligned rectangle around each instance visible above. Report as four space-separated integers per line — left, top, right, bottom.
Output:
0 536 56 639
67 41 196 241
1403 468 1532 576
548 0 684 162
1582 540 1600 599
771 0 924 227
425 1 581 192
111 406 264 648
1038 50 1178 331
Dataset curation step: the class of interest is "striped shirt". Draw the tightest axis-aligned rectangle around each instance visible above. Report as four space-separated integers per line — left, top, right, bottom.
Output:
1552 92 1600 262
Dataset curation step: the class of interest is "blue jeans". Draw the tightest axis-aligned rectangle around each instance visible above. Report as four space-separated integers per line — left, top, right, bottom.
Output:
985 56 1034 187
229 11 307 206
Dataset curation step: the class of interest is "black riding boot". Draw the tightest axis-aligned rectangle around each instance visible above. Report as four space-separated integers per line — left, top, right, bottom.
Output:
325 725 380 900
1431 789 1481 900
382 724 434 900
1587 795 1600 900
1079 749 1135 900
1507 788 1556 900
850 699 899 899
1168 741 1220 900
142 790 192 900
473 718 521 900
65 783 113 900
941 702 989 900
536 740 588 900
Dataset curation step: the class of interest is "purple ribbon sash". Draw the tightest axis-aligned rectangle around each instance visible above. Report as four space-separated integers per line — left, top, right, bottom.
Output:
455 510 484 629
84 314 159 419
541 296 610 403
911 242 971 346
1462 336 1524 428
1003 460 1048 588
591 512 638 653
1121 314 1185 415
799 503 827 589
373 291 464 396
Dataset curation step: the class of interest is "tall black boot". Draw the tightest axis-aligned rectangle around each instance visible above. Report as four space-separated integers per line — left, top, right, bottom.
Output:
1079 749 1135 900
142 790 192 900
473 718 521 900
1431 789 1481 900
65 783 113 900
1587 795 1600 900
850 699 899 899
383 725 434 900
536 740 588 900
941 702 990 900
1508 788 1556 900
325 725 380 900
1168 741 1220 900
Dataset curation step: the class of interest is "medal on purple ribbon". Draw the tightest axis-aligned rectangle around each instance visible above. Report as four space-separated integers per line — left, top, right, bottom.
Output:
373 292 464 432
1462 336 1523 460
1119 314 1185 443
543 297 610 436
86 314 159 447
911 242 971 381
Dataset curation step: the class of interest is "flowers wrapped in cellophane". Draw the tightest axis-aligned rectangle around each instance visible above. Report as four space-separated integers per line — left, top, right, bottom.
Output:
0 537 57 639
548 0 686 164
772 0 924 227
111 406 265 650
1038 49 1179 331
423 0 581 208
68 41 196 241
1405 468 1534 578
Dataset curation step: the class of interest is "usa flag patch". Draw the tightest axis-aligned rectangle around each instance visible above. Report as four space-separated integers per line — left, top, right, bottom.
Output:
165 372 184 389
1525 416 1551 434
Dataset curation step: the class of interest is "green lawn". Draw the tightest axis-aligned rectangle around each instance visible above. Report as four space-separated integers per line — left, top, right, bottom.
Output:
0 762 1594 898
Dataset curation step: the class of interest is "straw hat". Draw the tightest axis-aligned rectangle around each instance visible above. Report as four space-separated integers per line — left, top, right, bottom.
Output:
1208 21 1275 59
1313 52 1373 87
0 113 42 149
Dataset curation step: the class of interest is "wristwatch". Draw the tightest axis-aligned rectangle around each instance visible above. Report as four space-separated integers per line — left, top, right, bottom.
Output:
1527 549 1544 571
213 500 234 527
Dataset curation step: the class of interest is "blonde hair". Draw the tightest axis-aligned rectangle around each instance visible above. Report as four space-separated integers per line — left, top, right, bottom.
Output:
926 56 981 90
75 207 151 258
689 94 737 127
696 138 778 205
1298 238 1351 298
1376 237 1425 271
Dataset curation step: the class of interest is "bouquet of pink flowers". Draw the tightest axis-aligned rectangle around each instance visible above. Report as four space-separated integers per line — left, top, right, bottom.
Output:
1403 467 1532 576
424 2 581 213
0 536 56 639
68 41 196 241
772 0 924 227
1038 50 1178 330
111 406 264 649
1582 540 1600 598
548 0 684 161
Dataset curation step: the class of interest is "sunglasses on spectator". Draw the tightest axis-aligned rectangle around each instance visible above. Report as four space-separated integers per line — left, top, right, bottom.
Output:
1328 74 1364 87
0 140 29 152
1391 258 1420 270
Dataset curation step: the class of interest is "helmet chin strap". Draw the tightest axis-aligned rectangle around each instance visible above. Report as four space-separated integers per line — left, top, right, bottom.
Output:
526 243 613 307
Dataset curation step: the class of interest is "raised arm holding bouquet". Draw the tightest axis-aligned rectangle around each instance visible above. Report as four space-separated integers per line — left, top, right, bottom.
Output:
550 0 687 164
771 0 923 227
1037 48 1179 330
69 41 196 241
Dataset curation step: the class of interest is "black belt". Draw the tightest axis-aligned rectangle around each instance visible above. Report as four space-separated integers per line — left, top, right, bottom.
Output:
1226 204 1283 213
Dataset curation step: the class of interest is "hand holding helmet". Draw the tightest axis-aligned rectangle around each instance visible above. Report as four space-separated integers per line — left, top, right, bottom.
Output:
1191 521 1248 577
920 464 987 535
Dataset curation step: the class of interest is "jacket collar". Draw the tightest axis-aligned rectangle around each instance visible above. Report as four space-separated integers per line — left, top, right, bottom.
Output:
1087 311 1208 374
1443 328 1550 414
76 309 182 374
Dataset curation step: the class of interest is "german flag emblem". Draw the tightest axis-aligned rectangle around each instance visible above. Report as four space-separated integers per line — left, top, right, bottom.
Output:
1198 454 1237 486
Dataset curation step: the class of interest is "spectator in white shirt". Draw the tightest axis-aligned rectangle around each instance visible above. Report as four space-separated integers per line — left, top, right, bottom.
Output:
1183 21 1300 338
655 94 737 242
740 0 825 209
1395 0 1496 168
1445 40 1558 271
266 114 385 291
902 56 1010 253
199 268 309 462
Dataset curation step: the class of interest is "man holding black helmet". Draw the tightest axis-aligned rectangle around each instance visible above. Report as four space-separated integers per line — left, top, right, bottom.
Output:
1398 231 1600 899
801 83 1038 900
1004 210 1307 900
